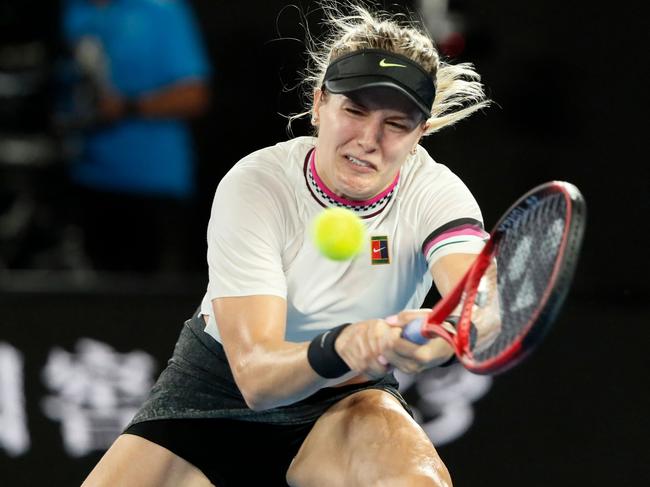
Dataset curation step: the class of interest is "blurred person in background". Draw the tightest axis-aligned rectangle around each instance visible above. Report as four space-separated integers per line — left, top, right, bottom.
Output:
59 0 212 274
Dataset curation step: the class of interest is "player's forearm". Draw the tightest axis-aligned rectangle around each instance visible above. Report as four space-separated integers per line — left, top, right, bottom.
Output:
232 341 355 411
134 80 210 119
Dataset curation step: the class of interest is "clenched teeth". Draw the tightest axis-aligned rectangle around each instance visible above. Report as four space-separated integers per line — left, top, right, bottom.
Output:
346 155 372 168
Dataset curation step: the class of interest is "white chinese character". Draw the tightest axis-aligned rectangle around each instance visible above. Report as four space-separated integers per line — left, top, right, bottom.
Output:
41 338 156 457
0 342 30 457
397 364 492 445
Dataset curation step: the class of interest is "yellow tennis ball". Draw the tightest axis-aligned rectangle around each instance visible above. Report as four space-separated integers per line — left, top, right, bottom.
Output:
311 207 366 261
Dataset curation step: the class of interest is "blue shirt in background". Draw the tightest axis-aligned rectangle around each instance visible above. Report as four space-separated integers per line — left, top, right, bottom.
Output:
63 0 212 199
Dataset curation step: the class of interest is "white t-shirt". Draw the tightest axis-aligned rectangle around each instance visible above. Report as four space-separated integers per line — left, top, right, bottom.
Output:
199 136 487 343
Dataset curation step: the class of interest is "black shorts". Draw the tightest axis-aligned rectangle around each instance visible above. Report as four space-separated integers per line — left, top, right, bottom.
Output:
124 417 314 486
124 310 411 485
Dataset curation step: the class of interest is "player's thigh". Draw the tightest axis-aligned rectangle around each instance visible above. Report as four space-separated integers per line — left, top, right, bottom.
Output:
286 389 451 487
81 433 215 487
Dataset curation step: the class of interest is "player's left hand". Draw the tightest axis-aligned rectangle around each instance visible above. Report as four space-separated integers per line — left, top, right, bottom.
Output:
379 309 455 374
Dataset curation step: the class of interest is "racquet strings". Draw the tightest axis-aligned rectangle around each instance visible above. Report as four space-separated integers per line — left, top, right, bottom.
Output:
466 192 568 364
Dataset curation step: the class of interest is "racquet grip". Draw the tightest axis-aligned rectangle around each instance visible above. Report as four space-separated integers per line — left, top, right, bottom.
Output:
401 317 429 345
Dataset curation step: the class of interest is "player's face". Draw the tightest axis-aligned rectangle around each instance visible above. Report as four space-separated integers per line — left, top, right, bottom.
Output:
313 87 426 201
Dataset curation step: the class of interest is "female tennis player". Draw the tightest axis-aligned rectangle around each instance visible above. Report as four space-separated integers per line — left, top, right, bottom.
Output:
82 3 490 486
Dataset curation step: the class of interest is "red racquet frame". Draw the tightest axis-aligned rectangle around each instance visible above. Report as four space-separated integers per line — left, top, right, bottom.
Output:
402 181 586 375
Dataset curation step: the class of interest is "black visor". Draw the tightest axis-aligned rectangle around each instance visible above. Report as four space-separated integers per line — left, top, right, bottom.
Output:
323 49 435 118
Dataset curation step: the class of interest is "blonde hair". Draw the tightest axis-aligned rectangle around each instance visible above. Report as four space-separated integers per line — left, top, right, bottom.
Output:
291 1 490 135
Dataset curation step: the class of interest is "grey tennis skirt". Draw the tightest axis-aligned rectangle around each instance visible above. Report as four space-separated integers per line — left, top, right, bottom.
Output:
126 309 409 429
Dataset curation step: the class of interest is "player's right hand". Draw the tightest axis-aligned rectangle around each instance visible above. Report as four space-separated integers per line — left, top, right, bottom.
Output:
333 319 395 379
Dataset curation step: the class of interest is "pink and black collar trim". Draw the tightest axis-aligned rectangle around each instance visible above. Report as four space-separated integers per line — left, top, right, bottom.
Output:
303 149 399 219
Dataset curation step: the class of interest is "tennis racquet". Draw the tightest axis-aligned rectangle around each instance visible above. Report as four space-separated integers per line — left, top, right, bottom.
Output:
402 181 586 375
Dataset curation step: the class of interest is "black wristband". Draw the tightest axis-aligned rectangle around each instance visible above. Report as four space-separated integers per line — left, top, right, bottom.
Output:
307 324 352 379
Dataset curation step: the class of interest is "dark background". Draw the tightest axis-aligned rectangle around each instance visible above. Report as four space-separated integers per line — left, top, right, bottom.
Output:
1 0 648 486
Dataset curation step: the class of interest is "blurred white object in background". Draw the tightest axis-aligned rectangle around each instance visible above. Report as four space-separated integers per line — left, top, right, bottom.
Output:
417 0 466 58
